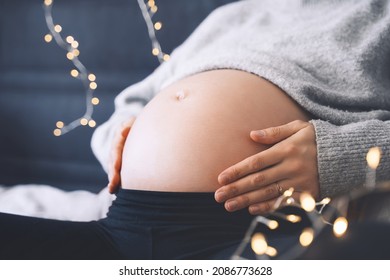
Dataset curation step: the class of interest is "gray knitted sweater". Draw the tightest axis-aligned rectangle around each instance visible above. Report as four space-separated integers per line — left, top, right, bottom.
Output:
92 0 390 198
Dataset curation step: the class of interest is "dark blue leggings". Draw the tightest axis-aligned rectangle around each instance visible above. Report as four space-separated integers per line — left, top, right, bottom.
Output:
1 188 389 259
0 189 254 260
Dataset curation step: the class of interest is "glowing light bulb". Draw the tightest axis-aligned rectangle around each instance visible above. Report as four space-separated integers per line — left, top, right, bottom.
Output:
299 228 314 247
70 69 79 78
54 24 62 33
44 0 53 6
89 82 97 90
56 121 64 129
333 217 348 237
366 147 381 169
320 197 331 205
265 246 277 257
88 120 96 127
148 0 155 7
286 197 294 204
91 97 100 105
66 52 74 60
300 192 316 212
151 5 158 13
80 118 88 126
284 188 294 197
286 214 302 223
66 36 74 44
152 48 160 56
251 233 268 255
268 220 279 230
71 41 79 49
154 22 162 30
163 54 170 61
72 49 80 57
53 128 62 136
88 74 96 82
44 34 53 43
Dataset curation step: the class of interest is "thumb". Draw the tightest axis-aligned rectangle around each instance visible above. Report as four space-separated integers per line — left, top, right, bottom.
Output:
250 120 309 144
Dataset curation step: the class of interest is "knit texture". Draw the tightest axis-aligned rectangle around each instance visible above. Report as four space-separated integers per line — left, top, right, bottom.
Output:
92 0 390 198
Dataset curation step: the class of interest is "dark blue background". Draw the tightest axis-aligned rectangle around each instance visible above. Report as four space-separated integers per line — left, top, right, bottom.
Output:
0 0 235 192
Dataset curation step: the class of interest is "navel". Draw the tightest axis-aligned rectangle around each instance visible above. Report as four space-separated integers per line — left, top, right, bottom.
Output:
175 89 187 101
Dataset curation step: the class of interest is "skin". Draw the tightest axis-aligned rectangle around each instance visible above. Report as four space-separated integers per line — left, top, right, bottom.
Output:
107 117 136 194
215 120 320 215
107 118 320 214
118 70 313 193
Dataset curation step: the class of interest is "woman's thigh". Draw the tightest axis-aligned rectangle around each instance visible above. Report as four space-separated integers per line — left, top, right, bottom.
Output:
0 212 122 259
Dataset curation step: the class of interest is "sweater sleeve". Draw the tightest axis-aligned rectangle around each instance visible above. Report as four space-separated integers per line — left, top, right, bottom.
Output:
311 119 390 199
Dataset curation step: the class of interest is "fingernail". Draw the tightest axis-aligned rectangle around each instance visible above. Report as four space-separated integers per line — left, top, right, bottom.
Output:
215 191 226 202
253 130 266 137
219 173 229 184
249 205 259 214
227 200 238 211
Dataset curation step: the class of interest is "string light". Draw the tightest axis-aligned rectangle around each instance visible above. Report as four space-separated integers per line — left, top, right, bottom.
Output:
44 34 53 43
333 217 348 237
80 118 88 126
300 192 316 212
88 74 96 82
56 121 64 128
286 214 302 223
299 228 314 247
54 24 62 33
88 120 97 127
251 233 268 255
43 0 168 136
66 36 74 43
137 0 170 63
232 187 335 260
91 97 100 105
70 69 79 78
42 0 100 135
265 246 278 257
366 147 381 169
268 220 279 230
154 21 162 30
366 147 382 189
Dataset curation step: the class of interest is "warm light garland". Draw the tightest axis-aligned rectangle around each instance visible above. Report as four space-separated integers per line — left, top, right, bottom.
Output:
137 0 170 63
232 146 387 259
43 0 98 136
43 0 168 136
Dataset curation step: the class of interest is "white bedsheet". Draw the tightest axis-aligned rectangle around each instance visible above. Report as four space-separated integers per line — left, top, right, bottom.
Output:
0 184 115 221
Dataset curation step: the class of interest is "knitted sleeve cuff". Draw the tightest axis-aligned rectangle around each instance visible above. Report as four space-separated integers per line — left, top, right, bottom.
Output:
310 119 390 199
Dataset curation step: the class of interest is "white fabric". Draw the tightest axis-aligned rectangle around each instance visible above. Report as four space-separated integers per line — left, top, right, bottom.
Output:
0 185 114 221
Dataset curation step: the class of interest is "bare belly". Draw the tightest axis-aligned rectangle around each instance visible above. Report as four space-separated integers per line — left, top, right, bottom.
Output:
121 70 310 192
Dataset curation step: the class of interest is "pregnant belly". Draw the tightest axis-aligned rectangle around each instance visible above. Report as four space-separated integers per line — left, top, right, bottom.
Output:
121 70 310 192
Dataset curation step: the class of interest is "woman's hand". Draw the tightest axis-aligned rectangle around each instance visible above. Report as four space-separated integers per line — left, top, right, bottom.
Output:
107 117 136 194
214 120 319 215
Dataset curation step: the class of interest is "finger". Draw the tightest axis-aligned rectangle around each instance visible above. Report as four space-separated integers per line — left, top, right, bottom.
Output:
220 179 294 212
250 120 310 145
108 173 121 194
216 165 288 204
222 182 282 212
218 146 284 185
108 120 134 194
109 140 125 186
248 192 301 215
121 124 132 138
